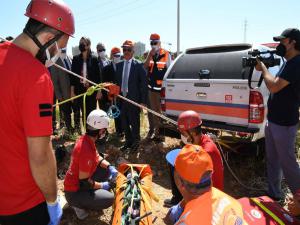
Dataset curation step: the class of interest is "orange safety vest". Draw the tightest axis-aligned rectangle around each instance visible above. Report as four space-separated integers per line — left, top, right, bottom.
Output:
148 48 169 91
175 188 248 225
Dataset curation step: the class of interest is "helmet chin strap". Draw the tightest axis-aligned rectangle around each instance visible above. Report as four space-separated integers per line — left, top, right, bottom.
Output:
186 130 194 143
23 26 63 63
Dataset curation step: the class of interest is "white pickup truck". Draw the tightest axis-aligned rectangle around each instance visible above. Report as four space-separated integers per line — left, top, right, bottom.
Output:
160 43 283 147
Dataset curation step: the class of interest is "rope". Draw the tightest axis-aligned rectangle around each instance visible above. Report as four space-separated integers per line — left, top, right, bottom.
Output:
52 63 178 126
216 141 265 192
53 83 102 131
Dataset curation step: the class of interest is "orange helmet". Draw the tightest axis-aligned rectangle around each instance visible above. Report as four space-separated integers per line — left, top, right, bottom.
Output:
150 33 160 41
122 40 134 48
177 110 202 132
25 0 75 36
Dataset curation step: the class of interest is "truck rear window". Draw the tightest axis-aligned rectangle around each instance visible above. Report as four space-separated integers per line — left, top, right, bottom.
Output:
167 45 252 80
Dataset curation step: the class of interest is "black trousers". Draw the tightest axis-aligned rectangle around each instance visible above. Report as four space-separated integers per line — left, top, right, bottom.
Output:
114 98 123 134
121 101 140 144
60 101 73 130
73 92 97 128
168 163 183 202
0 202 49 225
98 91 110 113
65 167 114 210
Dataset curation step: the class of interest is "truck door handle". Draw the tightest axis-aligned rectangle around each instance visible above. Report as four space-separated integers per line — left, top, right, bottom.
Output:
196 92 207 98
198 69 210 79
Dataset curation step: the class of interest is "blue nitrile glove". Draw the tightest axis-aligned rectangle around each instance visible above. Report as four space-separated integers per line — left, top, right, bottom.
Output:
168 203 184 224
108 165 118 180
101 181 111 190
47 199 62 225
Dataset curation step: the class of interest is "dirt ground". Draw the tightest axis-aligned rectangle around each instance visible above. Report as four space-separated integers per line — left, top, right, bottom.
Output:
53 119 297 225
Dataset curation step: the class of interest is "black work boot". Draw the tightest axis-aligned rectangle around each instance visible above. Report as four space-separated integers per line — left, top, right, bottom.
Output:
164 196 181 207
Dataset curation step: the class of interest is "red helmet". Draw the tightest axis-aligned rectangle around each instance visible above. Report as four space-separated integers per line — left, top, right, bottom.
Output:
177 110 202 132
25 0 75 36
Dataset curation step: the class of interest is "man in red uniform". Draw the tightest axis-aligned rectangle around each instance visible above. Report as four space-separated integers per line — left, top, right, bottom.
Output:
164 110 224 207
0 1 75 225
64 110 118 220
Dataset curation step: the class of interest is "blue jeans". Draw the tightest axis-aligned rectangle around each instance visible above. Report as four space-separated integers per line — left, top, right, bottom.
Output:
265 121 300 199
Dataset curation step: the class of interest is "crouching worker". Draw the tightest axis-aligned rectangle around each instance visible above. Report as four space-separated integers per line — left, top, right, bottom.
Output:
165 145 247 225
164 110 224 207
64 109 118 219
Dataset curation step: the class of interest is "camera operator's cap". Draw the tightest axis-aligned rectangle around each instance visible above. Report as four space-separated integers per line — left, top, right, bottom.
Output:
273 28 300 43
150 33 160 41
166 144 213 184
122 40 134 48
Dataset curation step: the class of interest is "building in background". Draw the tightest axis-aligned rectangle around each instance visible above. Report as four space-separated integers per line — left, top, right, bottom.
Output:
134 41 145 57
72 46 80 57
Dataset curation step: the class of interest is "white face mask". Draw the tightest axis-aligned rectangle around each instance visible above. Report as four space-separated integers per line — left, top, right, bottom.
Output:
60 47 67 60
45 42 62 68
99 51 106 59
113 57 121 64
60 53 66 60
181 134 192 145
151 45 159 52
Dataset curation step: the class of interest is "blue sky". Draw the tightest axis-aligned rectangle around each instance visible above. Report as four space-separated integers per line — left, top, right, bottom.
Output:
1 0 299 55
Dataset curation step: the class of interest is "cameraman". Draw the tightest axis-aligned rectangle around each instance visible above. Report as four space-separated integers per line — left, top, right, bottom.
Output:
256 28 300 205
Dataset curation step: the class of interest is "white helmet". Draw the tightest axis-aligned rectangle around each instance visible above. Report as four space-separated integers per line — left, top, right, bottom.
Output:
87 110 109 130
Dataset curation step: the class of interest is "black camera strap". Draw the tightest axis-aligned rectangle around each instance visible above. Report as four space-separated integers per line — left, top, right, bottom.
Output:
258 73 264 88
248 66 263 89
248 66 254 89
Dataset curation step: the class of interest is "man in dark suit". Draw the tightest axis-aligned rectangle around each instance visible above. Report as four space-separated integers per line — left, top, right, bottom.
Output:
49 48 73 134
115 40 147 151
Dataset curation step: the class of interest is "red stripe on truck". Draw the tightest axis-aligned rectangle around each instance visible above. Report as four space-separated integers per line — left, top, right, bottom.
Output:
166 102 248 119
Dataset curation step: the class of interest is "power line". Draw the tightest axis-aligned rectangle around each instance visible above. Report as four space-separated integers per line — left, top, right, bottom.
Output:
77 0 141 26
76 0 113 16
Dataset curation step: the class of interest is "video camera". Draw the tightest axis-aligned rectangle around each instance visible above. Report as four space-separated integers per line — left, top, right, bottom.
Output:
242 49 281 68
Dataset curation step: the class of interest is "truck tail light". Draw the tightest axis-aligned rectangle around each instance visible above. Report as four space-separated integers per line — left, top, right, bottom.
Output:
249 90 264 123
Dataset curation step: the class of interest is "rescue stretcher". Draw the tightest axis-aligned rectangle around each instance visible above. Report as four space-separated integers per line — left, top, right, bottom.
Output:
112 164 159 225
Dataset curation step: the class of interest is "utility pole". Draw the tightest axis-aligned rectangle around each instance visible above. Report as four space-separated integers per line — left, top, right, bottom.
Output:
177 0 180 56
243 19 248 43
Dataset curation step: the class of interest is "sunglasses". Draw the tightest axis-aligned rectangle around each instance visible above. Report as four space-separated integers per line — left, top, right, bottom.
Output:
123 48 132 52
150 41 159 46
113 54 121 58
97 49 106 52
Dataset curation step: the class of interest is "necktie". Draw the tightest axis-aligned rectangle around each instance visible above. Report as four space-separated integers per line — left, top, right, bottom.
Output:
122 61 129 96
63 58 70 71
